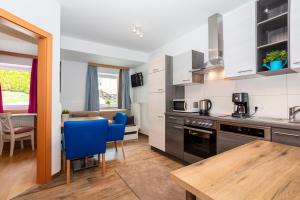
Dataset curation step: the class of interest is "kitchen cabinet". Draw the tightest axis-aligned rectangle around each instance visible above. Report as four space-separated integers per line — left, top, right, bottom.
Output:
223 1 256 78
149 112 165 151
149 56 165 74
272 128 300 147
148 70 165 93
217 131 257 154
290 0 300 72
148 56 171 152
165 122 184 160
173 50 204 85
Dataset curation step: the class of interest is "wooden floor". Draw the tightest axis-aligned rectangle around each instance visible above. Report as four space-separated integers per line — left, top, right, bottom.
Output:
0 144 36 200
14 135 183 200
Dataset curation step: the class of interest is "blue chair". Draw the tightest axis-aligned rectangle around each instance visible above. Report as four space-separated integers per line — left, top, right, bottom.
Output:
107 113 128 160
64 119 108 184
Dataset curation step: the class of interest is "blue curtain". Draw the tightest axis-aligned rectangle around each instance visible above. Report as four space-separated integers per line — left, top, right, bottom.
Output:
85 66 100 111
121 69 131 109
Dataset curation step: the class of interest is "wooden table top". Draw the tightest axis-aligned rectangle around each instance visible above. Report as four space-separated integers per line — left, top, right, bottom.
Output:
171 140 300 200
61 117 105 128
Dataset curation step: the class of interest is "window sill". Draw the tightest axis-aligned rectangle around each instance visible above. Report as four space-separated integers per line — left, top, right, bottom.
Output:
4 109 28 114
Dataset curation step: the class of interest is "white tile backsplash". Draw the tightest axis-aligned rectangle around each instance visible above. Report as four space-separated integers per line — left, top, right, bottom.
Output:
185 70 300 119
235 75 287 96
287 73 300 95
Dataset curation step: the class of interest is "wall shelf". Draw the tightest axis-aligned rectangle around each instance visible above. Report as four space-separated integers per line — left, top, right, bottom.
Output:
256 0 290 76
257 40 287 49
257 68 295 76
257 12 288 26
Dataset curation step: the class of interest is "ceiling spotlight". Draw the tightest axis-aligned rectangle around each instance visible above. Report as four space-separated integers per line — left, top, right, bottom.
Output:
131 24 144 38
132 24 137 33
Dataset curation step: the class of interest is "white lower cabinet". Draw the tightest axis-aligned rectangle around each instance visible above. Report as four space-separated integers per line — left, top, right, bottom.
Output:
148 92 165 151
148 111 165 151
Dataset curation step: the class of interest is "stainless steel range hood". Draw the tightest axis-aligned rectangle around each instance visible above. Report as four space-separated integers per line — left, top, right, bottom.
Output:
193 13 224 74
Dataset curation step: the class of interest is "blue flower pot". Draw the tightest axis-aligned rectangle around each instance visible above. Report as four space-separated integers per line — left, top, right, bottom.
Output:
262 60 287 71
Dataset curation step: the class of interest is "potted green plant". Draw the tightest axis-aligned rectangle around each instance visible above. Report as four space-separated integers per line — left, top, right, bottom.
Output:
105 100 111 107
62 109 70 121
262 50 288 71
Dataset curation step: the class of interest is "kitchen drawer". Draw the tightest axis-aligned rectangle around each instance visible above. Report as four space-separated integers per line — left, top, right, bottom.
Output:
165 123 184 160
165 115 184 125
217 131 257 154
272 128 300 147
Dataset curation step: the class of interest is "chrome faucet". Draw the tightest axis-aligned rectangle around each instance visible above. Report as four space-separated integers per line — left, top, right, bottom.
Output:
289 106 300 122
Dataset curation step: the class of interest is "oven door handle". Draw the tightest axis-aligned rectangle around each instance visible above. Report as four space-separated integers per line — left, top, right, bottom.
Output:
183 126 214 135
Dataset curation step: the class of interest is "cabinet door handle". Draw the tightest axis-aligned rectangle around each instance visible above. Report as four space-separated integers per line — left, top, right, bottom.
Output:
238 69 253 73
172 125 183 130
157 89 164 92
182 79 190 82
293 61 300 65
273 131 299 137
152 68 159 72
169 116 177 120
157 115 164 118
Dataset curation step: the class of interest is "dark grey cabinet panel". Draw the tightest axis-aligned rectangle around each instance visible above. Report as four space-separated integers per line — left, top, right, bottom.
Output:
217 131 257 154
165 123 184 159
272 128 300 147
166 115 184 125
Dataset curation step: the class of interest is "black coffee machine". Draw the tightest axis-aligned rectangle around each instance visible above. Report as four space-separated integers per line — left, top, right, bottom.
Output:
232 93 250 118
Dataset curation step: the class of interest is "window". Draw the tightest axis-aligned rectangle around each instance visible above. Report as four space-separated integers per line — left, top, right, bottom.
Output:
98 72 119 109
0 63 31 110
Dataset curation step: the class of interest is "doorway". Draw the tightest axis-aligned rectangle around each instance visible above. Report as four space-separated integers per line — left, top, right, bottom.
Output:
0 8 52 188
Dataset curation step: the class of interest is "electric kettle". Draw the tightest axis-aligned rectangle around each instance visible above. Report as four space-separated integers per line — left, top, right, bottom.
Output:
199 99 212 116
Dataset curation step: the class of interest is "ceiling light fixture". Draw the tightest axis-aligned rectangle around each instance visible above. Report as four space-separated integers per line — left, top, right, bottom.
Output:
131 24 144 38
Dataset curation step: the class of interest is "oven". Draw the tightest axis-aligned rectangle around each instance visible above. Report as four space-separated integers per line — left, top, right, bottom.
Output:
183 118 217 163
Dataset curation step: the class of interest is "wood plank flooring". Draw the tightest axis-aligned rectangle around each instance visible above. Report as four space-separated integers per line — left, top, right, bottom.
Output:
14 135 183 200
0 145 36 200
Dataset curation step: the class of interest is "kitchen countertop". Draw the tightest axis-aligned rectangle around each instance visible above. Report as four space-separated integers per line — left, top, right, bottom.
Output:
171 140 300 200
165 112 300 130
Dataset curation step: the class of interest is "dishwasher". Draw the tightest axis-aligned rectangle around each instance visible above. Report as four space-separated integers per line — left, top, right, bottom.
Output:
217 122 271 154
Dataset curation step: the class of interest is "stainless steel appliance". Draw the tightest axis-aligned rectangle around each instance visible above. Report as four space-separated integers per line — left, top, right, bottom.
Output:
232 93 250 118
173 99 199 113
183 118 217 163
199 99 212 116
217 122 271 154
289 106 300 122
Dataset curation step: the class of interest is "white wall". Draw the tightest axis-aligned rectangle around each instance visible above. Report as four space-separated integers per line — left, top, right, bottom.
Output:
130 64 149 134
0 55 33 66
61 36 149 64
61 60 87 111
0 32 37 55
0 0 61 174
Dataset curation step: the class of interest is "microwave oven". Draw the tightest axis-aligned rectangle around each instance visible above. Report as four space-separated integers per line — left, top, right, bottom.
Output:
173 99 199 113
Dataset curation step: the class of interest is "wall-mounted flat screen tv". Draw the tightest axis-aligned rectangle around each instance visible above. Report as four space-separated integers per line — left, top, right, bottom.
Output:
131 72 143 87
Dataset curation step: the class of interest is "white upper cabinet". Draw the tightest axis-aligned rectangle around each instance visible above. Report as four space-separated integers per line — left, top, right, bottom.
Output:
290 0 300 71
223 1 256 78
173 50 204 85
149 56 166 74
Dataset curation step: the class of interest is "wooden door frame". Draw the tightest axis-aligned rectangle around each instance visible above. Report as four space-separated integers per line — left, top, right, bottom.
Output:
0 8 52 184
